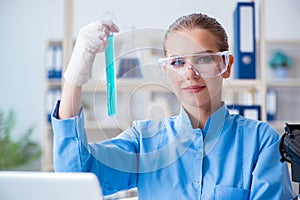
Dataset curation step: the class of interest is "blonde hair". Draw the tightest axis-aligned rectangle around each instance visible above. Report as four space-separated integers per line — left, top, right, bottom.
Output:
164 13 229 52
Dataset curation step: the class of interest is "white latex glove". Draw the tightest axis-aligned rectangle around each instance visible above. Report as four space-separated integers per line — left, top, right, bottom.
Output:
64 20 119 85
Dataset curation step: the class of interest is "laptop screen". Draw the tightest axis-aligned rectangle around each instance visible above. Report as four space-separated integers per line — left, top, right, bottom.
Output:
0 171 103 200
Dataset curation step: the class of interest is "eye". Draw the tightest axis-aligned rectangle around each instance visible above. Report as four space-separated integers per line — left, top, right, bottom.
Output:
169 57 185 67
194 55 214 64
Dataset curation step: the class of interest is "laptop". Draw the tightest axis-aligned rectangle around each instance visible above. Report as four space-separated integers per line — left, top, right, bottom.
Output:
0 171 103 200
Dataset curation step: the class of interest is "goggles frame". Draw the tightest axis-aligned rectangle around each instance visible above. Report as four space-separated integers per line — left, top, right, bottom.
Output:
158 51 230 81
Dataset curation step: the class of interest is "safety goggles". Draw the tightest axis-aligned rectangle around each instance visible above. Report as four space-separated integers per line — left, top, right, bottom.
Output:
158 51 230 81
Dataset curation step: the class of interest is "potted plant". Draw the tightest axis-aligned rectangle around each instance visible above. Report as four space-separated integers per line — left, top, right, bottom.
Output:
269 50 293 79
83 100 93 121
0 109 41 170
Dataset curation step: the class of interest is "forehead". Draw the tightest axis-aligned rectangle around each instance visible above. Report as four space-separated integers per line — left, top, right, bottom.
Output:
164 29 219 55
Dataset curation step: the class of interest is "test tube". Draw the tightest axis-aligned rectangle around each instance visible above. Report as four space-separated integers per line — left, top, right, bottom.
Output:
105 34 117 116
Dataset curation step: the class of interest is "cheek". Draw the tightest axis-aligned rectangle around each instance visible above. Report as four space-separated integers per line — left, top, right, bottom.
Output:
168 82 186 103
169 82 181 95
205 78 223 97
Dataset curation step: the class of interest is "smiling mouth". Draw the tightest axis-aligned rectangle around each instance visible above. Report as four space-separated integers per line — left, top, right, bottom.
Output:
183 85 206 93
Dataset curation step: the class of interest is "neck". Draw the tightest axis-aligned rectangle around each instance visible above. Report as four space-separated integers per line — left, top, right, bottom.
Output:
183 100 222 129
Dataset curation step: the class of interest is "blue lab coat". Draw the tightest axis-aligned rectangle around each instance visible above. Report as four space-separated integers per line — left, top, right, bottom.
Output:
52 101 293 199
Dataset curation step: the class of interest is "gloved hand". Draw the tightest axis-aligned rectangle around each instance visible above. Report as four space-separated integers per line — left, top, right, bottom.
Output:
64 20 119 85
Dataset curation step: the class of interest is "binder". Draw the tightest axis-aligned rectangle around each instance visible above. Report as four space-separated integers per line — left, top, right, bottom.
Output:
227 104 261 120
241 105 261 120
46 44 63 79
117 58 142 79
266 89 277 121
46 45 55 79
54 45 62 79
233 2 256 79
227 104 241 115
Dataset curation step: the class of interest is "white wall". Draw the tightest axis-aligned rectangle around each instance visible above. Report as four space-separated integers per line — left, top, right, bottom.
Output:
73 0 236 35
265 0 300 40
0 0 299 170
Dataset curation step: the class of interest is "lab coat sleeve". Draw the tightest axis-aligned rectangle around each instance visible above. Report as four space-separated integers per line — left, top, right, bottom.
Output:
249 123 294 200
51 100 139 195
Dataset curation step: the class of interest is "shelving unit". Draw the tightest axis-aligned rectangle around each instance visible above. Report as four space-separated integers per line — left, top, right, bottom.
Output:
226 8 300 129
42 39 63 171
224 40 300 131
264 40 300 131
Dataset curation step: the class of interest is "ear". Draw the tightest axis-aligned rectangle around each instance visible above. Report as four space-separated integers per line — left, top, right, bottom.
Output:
163 64 167 73
163 63 167 73
222 54 234 79
161 63 169 80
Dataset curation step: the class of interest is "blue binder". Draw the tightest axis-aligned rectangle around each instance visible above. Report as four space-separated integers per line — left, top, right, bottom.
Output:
227 104 241 115
241 105 261 120
233 2 256 79
227 104 261 120
266 89 277 121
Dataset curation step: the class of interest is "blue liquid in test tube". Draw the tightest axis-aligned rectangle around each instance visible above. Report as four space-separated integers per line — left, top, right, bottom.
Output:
105 35 117 116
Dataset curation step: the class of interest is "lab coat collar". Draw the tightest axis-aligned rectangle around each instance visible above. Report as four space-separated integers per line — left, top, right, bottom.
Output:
176 102 228 156
177 102 228 133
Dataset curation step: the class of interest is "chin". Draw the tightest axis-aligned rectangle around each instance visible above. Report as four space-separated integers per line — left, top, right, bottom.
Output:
182 95 212 108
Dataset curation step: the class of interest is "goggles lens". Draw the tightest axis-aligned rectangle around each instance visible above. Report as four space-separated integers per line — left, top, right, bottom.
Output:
158 51 229 81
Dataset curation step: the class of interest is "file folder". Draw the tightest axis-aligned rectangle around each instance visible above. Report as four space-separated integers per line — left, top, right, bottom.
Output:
233 2 256 79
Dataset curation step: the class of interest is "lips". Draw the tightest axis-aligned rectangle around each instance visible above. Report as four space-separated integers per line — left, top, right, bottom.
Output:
183 85 206 93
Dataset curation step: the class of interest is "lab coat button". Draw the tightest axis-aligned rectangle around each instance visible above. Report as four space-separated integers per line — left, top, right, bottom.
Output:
195 130 201 136
197 152 203 159
194 179 200 186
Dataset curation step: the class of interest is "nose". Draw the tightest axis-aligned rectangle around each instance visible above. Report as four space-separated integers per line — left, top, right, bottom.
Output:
185 66 200 80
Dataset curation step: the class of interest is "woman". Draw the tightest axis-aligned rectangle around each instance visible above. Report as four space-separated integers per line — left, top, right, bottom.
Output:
52 13 293 199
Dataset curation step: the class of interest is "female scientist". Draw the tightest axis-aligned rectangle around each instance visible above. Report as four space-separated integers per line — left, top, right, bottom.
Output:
52 13 294 199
